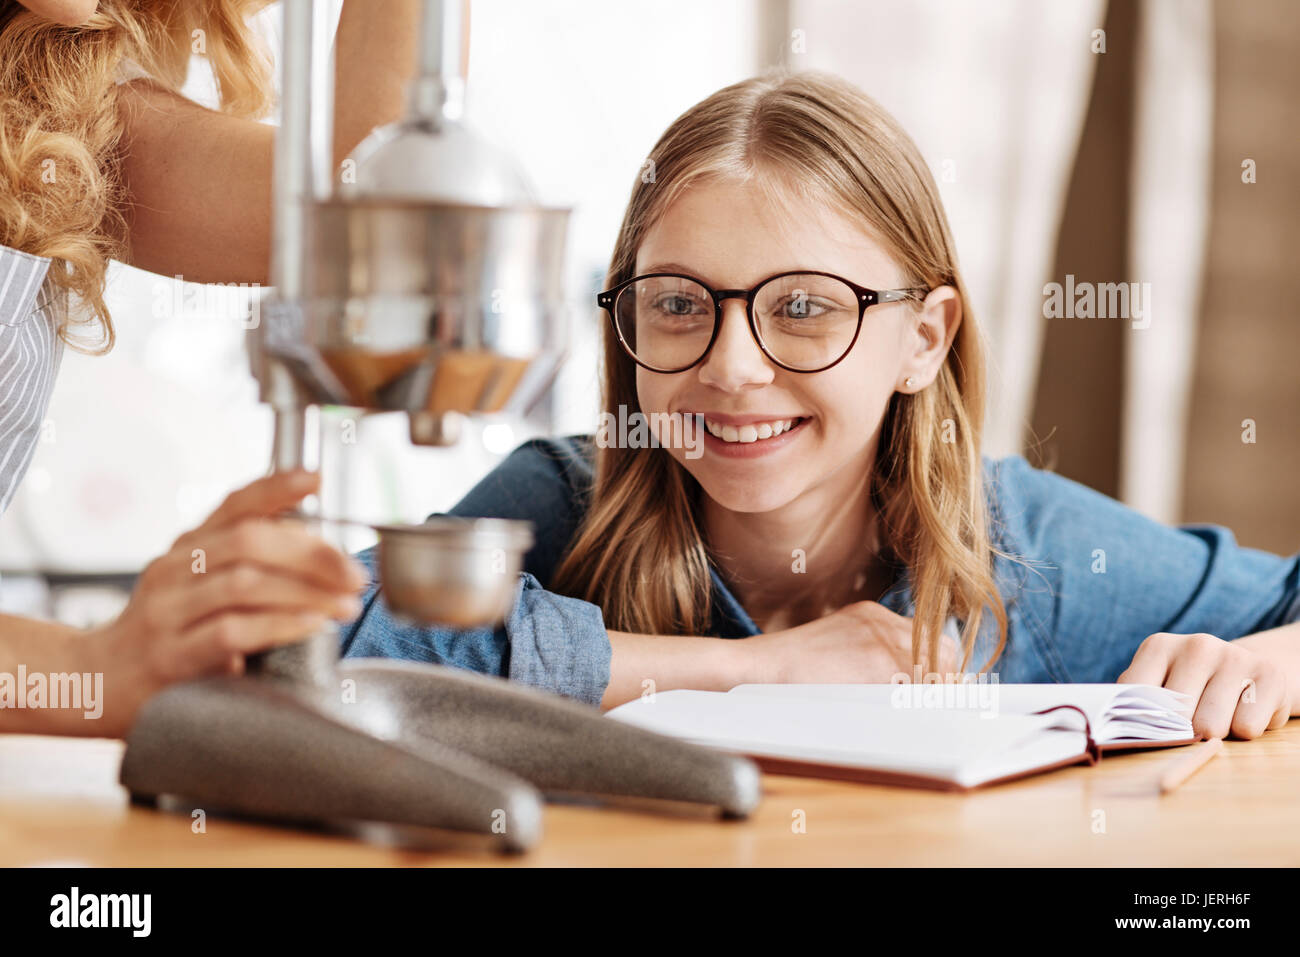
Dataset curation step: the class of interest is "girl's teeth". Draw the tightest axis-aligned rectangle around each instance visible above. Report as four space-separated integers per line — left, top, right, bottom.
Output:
704 417 801 443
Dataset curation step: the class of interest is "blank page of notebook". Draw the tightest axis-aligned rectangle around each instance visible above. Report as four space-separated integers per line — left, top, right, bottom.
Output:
607 690 1093 788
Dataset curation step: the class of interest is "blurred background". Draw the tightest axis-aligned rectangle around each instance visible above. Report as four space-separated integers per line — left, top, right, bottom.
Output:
1 0 1296 626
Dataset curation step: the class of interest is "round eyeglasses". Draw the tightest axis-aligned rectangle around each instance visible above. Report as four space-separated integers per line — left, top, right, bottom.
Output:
596 270 929 373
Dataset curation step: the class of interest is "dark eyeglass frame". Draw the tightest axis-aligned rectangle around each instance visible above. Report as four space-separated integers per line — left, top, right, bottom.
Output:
596 269 931 374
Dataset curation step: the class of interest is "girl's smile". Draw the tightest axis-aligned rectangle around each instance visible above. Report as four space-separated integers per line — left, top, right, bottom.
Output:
690 412 813 459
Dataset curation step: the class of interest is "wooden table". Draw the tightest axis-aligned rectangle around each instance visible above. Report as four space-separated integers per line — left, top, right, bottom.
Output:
2 723 1298 866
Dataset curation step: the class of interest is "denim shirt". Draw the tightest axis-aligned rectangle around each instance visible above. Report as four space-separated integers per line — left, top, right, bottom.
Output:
340 435 1300 707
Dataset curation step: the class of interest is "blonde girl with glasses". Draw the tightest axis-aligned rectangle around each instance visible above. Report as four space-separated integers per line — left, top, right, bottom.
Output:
344 69 1300 744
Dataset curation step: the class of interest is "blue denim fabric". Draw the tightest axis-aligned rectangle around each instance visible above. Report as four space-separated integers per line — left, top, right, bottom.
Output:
340 435 1300 706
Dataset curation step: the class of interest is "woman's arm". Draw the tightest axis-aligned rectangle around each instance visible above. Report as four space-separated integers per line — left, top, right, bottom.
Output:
14 0 99 26
0 615 89 735
0 470 367 738
116 0 441 284
115 90 274 284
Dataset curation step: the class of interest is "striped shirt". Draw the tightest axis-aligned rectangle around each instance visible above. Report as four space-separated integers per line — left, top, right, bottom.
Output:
0 244 64 516
0 55 142 516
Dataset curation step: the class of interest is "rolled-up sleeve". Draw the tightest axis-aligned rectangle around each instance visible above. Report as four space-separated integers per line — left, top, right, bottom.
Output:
335 436 612 704
339 552 611 707
501 573 610 705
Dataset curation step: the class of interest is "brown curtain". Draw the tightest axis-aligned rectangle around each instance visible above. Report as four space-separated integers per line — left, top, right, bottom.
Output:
1182 0 1300 553
1026 0 1137 496
1029 0 1299 554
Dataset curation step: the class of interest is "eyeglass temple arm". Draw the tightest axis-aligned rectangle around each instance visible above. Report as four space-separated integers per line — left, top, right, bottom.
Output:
876 288 930 304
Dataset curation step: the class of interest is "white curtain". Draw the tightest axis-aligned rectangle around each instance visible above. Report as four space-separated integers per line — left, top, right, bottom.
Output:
787 0 1105 458
1122 0 1214 521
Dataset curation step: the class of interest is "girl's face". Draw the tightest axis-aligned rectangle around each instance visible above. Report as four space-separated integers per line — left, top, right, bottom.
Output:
634 176 958 515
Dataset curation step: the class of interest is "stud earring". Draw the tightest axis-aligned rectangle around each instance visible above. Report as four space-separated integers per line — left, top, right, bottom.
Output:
904 377 915 389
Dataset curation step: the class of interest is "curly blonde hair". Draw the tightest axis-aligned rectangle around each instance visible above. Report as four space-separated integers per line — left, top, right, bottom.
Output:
0 0 273 353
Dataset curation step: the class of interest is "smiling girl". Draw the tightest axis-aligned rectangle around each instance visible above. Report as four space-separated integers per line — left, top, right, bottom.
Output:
342 70 1300 742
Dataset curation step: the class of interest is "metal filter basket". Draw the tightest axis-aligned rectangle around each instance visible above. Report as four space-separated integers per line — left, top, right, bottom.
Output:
372 516 535 627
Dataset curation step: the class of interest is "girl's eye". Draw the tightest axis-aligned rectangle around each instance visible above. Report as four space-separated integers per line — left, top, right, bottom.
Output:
653 294 707 316
777 297 831 320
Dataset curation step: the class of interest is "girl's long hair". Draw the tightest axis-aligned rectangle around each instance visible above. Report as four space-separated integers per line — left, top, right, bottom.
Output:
0 0 273 352
551 69 1010 673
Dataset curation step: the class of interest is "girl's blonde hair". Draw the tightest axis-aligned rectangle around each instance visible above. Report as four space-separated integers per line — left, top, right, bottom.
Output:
552 69 1010 674
0 0 273 353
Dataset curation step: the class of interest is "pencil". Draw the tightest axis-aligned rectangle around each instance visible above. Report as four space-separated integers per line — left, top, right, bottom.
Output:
1158 738 1223 794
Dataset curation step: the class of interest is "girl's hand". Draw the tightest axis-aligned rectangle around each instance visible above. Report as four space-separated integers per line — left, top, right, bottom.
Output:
744 601 961 684
1117 632 1291 740
91 469 369 736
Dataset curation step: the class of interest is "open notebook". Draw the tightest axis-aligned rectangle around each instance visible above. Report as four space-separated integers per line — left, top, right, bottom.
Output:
606 683 1198 790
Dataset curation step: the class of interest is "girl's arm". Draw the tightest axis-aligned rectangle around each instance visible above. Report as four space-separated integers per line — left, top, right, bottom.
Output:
116 0 445 284
602 631 744 709
601 602 961 710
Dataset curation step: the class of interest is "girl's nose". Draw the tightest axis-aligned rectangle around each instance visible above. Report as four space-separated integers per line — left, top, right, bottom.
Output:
696 300 775 391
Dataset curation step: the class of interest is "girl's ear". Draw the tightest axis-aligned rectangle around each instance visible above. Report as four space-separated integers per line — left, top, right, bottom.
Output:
16 1 101 27
897 285 961 393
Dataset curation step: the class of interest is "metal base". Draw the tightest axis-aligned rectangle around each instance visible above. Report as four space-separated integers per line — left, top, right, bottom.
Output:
119 630 761 854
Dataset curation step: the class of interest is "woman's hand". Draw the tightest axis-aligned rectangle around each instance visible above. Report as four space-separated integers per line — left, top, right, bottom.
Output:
743 601 961 684
1118 632 1291 740
90 469 369 736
